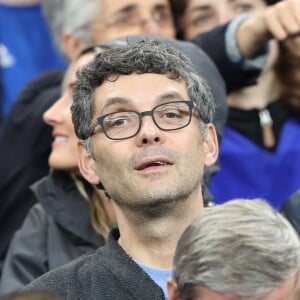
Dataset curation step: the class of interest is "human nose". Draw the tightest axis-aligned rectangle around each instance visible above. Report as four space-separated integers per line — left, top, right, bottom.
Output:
136 114 164 146
43 97 64 126
141 18 161 35
138 12 162 36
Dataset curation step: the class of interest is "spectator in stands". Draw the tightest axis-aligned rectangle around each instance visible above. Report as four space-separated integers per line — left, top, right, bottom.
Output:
26 37 219 300
0 45 116 294
0 0 177 275
172 0 300 209
168 199 300 300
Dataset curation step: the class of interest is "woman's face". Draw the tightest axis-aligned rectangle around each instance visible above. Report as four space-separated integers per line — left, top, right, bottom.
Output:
182 0 267 40
43 53 95 170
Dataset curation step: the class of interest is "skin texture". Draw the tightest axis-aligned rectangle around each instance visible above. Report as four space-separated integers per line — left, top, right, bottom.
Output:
81 73 215 210
43 53 95 171
78 73 218 269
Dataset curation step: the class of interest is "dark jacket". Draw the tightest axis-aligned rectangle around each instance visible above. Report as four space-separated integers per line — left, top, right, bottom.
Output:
0 70 64 275
27 229 164 300
0 171 104 294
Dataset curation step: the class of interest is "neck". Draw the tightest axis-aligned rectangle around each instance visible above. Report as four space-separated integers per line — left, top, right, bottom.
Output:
228 68 280 110
113 190 203 270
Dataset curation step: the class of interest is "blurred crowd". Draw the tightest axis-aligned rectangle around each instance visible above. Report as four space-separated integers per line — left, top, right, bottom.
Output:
0 0 300 299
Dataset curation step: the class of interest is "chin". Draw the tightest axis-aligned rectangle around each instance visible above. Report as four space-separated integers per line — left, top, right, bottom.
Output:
49 161 78 171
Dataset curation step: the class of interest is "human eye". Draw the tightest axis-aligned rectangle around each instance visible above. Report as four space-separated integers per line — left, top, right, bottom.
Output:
153 7 172 23
157 102 189 122
104 112 133 130
191 12 214 26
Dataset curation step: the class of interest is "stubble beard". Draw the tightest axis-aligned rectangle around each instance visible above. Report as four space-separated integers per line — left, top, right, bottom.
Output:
98 145 203 218
111 174 202 219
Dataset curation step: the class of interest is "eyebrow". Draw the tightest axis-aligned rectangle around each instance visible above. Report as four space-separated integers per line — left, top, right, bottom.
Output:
156 91 186 102
101 91 186 113
101 97 130 109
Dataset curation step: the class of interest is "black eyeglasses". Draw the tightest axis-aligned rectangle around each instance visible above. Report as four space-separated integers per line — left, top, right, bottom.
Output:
90 100 199 140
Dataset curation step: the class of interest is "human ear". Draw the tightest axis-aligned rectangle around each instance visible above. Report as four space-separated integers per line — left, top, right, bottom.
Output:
203 124 219 168
167 278 181 300
77 141 101 185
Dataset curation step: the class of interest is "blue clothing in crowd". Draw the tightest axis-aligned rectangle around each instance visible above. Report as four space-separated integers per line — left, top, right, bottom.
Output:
0 3 66 118
138 262 171 300
211 117 300 210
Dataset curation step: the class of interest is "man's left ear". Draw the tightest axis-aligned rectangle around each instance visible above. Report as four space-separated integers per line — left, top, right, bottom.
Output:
167 278 181 300
203 124 219 167
77 141 101 185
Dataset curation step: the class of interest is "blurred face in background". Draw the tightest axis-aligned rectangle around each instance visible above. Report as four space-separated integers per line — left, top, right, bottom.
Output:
62 0 175 61
181 0 266 40
43 52 95 171
91 0 176 42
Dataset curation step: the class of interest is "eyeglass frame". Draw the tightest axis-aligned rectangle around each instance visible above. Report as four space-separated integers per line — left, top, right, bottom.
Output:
89 100 200 141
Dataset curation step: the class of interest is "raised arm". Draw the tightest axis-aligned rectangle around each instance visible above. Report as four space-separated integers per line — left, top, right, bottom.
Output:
237 0 300 58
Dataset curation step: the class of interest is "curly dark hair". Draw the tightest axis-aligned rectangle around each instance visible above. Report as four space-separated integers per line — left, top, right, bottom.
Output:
71 39 215 140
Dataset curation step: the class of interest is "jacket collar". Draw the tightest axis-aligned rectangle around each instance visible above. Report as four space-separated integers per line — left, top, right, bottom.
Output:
31 170 103 248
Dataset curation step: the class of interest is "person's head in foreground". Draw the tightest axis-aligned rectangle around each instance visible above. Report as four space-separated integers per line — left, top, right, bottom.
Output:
168 199 300 300
26 38 218 299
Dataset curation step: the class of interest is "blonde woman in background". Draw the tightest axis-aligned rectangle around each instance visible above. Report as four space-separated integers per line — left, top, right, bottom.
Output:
0 45 115 295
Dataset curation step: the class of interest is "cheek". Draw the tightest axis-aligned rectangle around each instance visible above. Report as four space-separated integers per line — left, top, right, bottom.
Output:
48 147 78 170
92 140 127 171
180 133 204 168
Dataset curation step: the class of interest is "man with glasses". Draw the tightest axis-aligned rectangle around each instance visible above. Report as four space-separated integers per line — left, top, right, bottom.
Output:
90 101 203 141
27 39 219 299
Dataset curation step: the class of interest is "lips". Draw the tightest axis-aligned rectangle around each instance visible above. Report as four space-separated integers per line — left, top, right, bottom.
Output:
135 157 173 171
52 132 69 144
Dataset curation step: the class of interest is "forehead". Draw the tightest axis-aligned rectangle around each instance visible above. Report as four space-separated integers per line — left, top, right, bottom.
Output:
93 73 189 112
100 0 171 15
